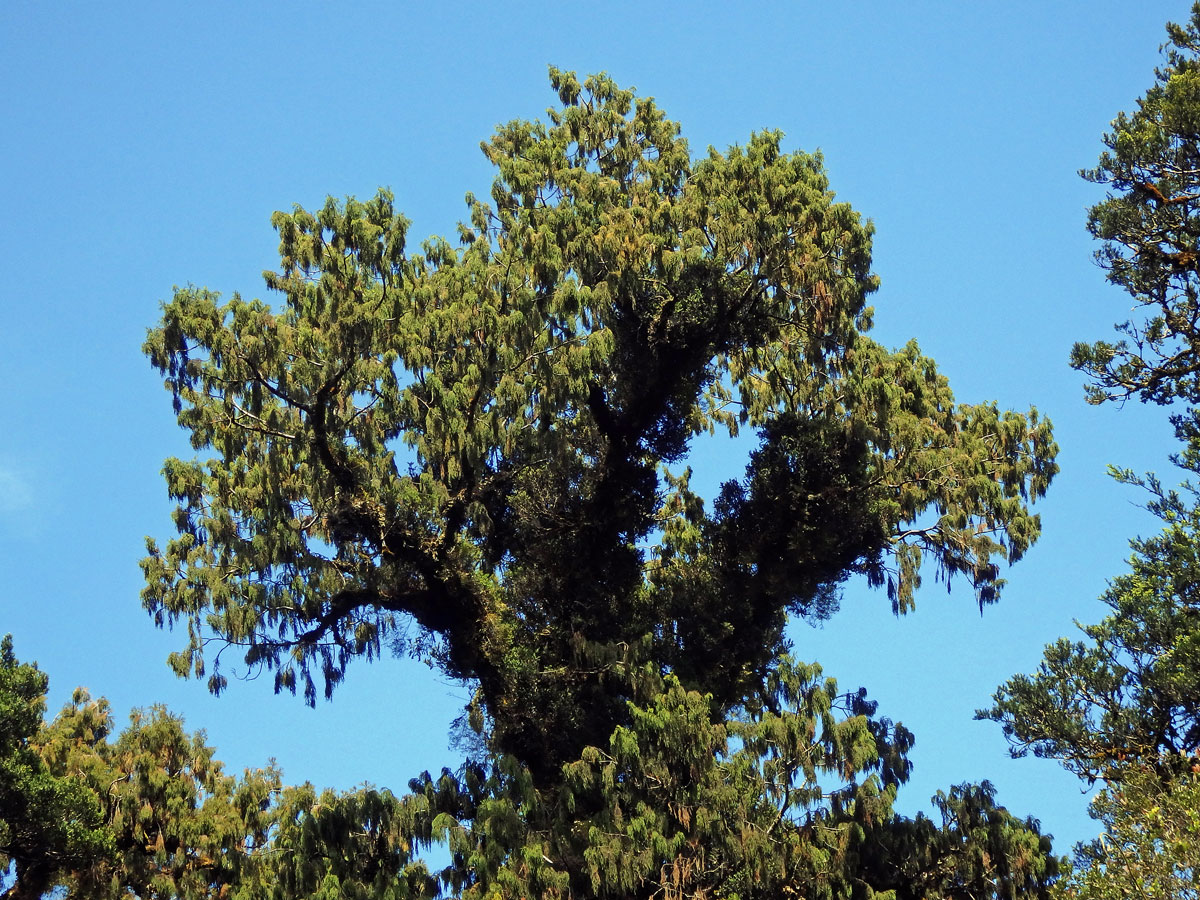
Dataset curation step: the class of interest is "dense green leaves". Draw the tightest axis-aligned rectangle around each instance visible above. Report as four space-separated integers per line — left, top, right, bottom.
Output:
400 655 1057 900
28 690 282 900
268 784 438 900
3 646 1058 900
127 68 1068 899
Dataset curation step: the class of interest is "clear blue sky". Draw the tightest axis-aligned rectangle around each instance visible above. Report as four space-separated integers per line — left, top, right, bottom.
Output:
0 0 1188 856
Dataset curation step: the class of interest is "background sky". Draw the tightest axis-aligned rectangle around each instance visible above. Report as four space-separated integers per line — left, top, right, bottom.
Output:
1 0 1191 859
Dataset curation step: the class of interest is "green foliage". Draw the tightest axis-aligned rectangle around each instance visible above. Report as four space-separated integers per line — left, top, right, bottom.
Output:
397 654 1057 900
268 784 438 900
844 781 1059 900
0 643 1058 900
0 636 111 899
989 8 1200 896
983 446 1200 897
1073 2 1200 404
141 69 1056 784
1055 762 1200 900
981 469 1200 781
129 68 1067 899
33 690 281 900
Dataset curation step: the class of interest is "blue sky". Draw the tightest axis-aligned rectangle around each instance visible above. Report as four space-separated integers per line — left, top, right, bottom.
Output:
0 0 1189 856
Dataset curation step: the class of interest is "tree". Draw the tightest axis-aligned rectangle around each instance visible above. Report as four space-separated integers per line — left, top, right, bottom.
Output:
981 475 1200 781
268 657 1059 900
1054 763 1199 900
2 640 409 900
423 658 1059 900
35 691 281 900
142 69 1060 897
1072 2 1200 405
0 636 110 900
986 6 1200 897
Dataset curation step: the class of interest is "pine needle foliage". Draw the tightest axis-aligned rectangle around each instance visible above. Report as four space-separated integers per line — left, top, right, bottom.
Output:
1074 3 1200 404
142 68 1056 778
0 636 111 900
34 690 280 900
138 70 1062 898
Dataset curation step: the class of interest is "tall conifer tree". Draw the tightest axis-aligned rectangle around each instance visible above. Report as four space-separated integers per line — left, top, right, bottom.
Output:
142 70 1061 898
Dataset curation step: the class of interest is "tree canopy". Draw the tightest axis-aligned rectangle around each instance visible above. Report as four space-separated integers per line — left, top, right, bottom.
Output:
1074 3 1200 405
1 646 1061 900
36 691 281 900
125 69 1069 898
982 468 1200 783
141 68 1056 781
0 639 283 900
0 636 111 900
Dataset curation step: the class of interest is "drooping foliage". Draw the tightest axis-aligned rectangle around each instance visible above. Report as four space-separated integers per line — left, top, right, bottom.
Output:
2 644 1060 900
135 69 1062 898
142 68 1055 781
272 657 1058 900
982 468 1200 782
32 691 281 900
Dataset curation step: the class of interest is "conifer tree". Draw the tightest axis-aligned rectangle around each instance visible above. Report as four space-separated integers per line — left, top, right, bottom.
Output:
0 636 110 900
142 70 1061 898
35 691 281 900
1054 764 1199 899
1072 2 1200 406
986 6 1200 897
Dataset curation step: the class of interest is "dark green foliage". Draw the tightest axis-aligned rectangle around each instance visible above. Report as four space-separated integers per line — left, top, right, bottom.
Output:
660 414 885 705
988 8 1200 896
392 657 1057 900
982 473 1200 782
269 785 439 900
0 636 110 900
857 783 1058 900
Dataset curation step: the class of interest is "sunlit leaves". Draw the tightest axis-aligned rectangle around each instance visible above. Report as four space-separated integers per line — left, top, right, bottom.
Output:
37 692 281 900
0 637 111 898
1056 762 1200 900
